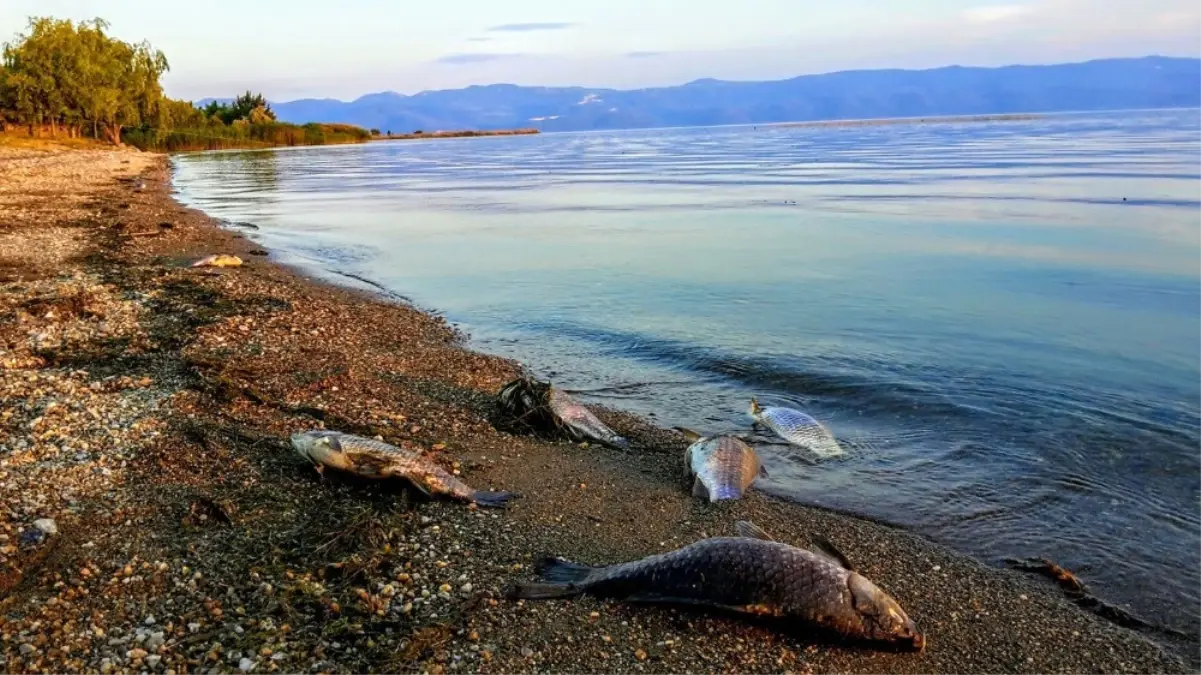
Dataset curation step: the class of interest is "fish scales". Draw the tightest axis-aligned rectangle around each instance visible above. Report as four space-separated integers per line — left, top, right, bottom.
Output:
688 435 762 501
580 538 850 620
330 432 476 499
752 401 844 457
548 387 631 450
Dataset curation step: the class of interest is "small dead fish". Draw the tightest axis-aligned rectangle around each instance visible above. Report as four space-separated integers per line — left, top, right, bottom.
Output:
191 254 243 268
749 397 843 458
507 520 924 651
676 427 765 502
547 386 631 450
497 376 630 450
290 430 517 508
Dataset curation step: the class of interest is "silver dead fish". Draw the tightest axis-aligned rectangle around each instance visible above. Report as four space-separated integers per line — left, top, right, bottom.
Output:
547 386 631 450
497 376 631 450
676 427 765 502
749 398 844 458
507 519 924 651
290 430 517 508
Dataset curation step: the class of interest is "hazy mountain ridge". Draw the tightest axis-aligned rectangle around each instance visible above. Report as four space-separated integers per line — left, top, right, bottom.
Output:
199 56 1201 133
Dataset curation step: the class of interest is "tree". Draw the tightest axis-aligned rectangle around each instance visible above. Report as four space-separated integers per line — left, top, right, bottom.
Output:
1 16 168 143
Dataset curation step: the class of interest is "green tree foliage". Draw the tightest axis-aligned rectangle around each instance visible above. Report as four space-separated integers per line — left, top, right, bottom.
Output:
0 15 369 149
1 17 168 141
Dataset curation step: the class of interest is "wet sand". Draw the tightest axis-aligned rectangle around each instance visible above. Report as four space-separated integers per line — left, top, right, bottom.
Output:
0 143 1191 674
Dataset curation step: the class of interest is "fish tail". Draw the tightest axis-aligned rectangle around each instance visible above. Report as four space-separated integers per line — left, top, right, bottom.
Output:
470 490 518 508
535 555 597 584
505 556 597 600
505 581 583 600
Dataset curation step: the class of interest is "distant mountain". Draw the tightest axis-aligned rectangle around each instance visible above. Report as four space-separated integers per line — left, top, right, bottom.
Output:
206 56 1201 133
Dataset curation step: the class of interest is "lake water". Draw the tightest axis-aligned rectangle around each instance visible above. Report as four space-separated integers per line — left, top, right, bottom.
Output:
172 109 1201 639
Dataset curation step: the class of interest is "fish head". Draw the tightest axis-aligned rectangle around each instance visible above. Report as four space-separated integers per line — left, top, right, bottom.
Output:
290 430 339 464
847 572 924 651
748 397 763 420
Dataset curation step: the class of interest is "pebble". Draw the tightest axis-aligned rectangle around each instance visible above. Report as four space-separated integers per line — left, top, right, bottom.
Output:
33 518 58 535
239 657 255 671
19 643 36 655
146 654 162 668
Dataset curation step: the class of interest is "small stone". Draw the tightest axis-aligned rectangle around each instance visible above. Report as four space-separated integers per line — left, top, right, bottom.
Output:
144 615 156 625
635 648 648 661
438 583 452 593
461 583 473 593
239 657 255 671
146 655 162 668
128 648 148 660
520 647 534 658
18 643 36 656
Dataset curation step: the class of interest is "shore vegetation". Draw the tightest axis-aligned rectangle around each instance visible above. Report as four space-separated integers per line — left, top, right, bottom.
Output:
0 16 370 151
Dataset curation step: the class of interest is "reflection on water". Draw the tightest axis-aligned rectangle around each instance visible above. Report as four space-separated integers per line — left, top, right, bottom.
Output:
172 109 1201 640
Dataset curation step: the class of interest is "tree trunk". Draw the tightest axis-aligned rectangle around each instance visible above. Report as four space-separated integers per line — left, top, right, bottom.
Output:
92 119 98 139
106 123 123 146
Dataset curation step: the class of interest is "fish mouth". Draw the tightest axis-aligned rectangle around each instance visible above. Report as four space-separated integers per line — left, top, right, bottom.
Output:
906 631 926 652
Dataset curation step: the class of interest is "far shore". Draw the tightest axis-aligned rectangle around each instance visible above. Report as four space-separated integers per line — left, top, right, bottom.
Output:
770 113 1044 129
373 128 540 141
0 141 1191 675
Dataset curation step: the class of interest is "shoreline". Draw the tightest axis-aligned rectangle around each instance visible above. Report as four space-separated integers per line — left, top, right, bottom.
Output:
0 144 1191 674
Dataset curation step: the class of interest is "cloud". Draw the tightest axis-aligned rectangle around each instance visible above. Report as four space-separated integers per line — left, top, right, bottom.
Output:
962 4 1034 23
467 37 493 43
626 51 666 58
435 53 524 65
488 22 574 32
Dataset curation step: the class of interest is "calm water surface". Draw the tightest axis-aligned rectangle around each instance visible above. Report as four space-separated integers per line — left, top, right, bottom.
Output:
172 110 1201 637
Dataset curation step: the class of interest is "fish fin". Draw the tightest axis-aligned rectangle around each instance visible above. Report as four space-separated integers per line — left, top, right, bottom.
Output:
608 436 632 451
470 490 518 508
811 535 856 571
505 582 582 600
749 397 762 415
535 555 596 584
673 426 703 443
758 464 769 478
691 476 710 501
734 520 776 541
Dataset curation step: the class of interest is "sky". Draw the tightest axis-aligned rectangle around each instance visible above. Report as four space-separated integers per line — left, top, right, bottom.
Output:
2 0 1198 102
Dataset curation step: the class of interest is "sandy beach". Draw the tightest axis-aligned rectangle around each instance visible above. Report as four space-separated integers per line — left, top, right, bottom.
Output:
0 142 1191 674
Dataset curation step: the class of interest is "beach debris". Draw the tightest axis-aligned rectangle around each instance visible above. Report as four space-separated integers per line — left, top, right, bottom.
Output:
506 519 924 651
675 427 765 502
749 397 844 458
1005 557 1088 596
1004 556 1188 637
496 375 631 450
290 430 517 508
191 254 243 268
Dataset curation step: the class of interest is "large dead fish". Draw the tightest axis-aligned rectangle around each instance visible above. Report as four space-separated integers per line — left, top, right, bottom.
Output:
676 427 765 502
497 376 631 450
507 520 924 651
290 430 517 508
749 397 844 458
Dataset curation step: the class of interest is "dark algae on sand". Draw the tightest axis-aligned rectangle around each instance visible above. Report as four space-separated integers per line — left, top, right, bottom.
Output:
508 520 925 651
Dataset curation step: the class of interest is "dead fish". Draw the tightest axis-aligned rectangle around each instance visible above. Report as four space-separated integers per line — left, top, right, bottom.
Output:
749 397 844 458
507 520 924 651
191 254 243 268
497 376 631 450
676 427 765 502
290 430 517 508
547 386 631 449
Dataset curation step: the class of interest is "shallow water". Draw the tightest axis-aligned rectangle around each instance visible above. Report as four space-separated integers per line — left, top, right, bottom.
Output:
172 109 1201 637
